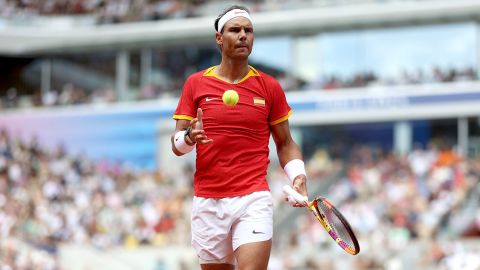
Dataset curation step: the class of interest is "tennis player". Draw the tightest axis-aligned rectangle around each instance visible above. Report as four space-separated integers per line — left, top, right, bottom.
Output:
171 5 308 270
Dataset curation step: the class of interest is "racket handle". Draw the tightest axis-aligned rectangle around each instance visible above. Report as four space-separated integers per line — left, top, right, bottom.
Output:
282 185 309 204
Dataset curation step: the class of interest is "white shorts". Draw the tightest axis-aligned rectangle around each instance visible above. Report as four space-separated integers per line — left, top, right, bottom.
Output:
191 191 273 264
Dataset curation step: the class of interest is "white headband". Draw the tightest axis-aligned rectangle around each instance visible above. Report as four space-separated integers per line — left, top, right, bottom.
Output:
217 9 253 32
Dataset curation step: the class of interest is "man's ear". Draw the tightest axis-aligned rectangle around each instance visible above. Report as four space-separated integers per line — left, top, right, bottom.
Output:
215 32 222 47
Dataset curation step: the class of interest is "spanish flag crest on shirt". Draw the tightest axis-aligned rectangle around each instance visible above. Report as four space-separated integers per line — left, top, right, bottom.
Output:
253 97 265 106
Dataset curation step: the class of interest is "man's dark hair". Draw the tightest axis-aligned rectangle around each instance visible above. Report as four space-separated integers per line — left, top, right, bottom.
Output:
214 5 250 33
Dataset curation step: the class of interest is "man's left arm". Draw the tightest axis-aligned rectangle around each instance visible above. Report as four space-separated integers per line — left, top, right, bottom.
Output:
271 120 308 199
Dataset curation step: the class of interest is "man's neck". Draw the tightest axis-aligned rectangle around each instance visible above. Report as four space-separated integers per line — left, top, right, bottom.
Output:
215 59 250 84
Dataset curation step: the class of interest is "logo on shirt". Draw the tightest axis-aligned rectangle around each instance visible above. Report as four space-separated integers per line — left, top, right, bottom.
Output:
206 97 219 102
252 230 265 234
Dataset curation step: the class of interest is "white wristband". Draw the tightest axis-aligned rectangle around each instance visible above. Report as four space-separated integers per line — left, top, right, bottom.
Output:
174 130 195 154
283 159 306 183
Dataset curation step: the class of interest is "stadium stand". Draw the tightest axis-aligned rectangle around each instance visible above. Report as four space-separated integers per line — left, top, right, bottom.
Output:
0 55 477 109
2 0 480 269
1 0 443 24
1 127 479 269
271 142 480 269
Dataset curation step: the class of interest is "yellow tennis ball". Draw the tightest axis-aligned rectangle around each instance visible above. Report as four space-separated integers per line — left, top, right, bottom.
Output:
222 90 239 106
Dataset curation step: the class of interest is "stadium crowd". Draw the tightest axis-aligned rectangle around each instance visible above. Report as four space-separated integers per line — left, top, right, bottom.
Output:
0 0 206 22
2 1 479 269
271 141 480 269
304 66 477 91
1 125 480 269
2 64 477 110
0 128 194 269
0 0 427 24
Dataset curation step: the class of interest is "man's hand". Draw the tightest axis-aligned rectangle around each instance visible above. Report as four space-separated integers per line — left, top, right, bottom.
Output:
289 175 308 207
293 175 307 196
188 108 213 145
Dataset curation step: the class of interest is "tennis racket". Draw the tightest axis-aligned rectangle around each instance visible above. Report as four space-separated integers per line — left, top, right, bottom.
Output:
283 185 360 255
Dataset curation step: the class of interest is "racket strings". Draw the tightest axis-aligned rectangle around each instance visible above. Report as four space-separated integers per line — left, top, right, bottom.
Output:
316 200 356 250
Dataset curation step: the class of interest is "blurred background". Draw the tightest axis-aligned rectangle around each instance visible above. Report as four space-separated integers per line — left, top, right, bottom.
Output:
1 0 480 269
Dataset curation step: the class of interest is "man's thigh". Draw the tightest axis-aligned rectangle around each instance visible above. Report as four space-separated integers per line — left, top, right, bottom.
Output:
231 191 273 250
192 191 273 267
191 196 234 262
235 240 272 270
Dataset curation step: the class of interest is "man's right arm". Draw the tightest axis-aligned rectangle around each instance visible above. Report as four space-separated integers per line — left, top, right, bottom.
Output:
171 119 194 156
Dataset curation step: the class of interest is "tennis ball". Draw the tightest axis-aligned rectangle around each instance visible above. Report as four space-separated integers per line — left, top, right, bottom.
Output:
222 90 239 106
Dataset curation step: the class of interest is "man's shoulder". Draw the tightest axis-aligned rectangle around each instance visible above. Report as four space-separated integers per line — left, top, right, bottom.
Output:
186 69 207 80
250 67 280 86
186 67 215 82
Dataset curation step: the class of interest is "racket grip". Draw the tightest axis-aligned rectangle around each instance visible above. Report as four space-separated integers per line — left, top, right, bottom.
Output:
282 185 309 204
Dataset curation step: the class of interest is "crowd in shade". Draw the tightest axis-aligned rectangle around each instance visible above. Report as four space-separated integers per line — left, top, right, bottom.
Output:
1 64 477 110
1 125 480 269
301 66 478 91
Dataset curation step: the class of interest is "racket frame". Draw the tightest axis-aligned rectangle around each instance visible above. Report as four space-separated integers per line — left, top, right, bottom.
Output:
282 185 360 255
307 197 360 255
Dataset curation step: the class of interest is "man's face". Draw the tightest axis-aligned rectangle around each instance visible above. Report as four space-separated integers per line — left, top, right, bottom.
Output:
216 17 254 60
